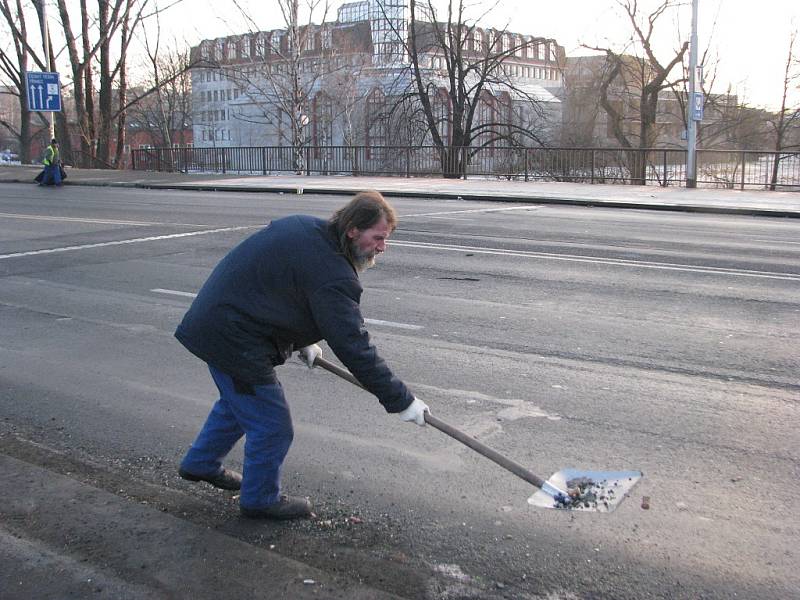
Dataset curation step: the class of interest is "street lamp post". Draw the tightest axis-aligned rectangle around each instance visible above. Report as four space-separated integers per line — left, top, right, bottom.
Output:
686 0 699 188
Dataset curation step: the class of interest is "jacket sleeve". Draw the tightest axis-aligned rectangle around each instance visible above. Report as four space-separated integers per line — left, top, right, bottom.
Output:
308 278 414 413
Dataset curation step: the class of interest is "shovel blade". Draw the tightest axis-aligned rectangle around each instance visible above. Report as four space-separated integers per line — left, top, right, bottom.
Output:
528 468 643 512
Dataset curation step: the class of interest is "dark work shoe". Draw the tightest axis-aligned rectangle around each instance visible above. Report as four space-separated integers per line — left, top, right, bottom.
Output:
179 467 242 491
240 495 313 520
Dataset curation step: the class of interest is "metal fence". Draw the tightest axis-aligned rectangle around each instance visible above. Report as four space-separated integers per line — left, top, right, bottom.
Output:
131 145 800 190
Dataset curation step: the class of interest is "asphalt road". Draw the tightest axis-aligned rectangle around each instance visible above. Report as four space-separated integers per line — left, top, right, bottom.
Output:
1 183 798 599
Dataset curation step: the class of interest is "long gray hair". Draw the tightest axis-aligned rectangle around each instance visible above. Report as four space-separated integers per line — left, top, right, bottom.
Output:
329 190 397 263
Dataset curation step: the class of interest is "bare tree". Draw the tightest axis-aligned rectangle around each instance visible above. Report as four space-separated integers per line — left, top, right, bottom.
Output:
588 0 688 184
767 29 800 190
222 0 332 172
54 0 187 168
127 29 192 169
0 0 52 163
401 0 553 178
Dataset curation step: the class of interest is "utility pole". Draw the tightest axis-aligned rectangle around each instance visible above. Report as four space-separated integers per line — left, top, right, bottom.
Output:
686 0 699 188
34 0 55 140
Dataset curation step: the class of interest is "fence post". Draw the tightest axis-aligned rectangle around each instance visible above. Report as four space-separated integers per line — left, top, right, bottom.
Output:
740 151 746 190
305 146 311 176
406 147 411 178
524 148 529 182
663 150 668 187
591 150 595 184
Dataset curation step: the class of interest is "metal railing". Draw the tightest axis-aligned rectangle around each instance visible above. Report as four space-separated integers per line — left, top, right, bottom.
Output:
131 145 800 190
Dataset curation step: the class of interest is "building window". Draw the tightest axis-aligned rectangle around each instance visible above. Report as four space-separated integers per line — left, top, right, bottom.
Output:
433 88 451 144
313 92 334 154
476 91 497 151
228 41 236 60
365 88 388 158
473 29 482 52
272 31 284 53
241 36 250 58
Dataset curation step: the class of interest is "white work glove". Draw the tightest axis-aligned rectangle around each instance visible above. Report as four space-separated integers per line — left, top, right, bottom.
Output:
298 344 322 369
398 397 430 426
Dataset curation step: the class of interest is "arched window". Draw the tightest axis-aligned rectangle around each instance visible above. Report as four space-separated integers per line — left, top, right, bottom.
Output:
366 88 388 159
498 91 513 139
433 88 451 145
313 92 334 155
473 29 483 52
476 91 497 152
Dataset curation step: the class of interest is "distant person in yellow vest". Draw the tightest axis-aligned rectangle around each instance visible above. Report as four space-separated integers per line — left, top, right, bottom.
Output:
39 138 62 186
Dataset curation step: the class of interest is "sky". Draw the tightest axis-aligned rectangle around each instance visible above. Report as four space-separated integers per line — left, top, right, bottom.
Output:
153 0 799 111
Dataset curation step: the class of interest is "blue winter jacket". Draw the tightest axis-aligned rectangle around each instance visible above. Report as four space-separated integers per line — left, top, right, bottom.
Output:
175 215 414 413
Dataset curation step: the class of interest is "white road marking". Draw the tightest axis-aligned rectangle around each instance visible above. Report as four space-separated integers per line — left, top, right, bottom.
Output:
150 288 424 330
362 318 423 330
0 212 208 227
426 216 476 222
0 226 255 260
150 288 196 298
751 239 800 245
389 240 800 281
402 205 541 218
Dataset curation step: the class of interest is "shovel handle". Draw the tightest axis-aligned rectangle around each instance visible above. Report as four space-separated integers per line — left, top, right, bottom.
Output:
313 356 548 490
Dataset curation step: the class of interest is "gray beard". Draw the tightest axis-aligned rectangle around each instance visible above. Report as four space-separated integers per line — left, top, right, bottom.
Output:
350 243 376 272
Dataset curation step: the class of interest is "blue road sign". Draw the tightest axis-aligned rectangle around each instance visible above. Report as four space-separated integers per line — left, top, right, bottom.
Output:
692 91 704 122
26 71 61 112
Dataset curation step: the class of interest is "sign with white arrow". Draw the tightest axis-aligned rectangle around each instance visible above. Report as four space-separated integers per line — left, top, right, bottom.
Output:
25 71 61 112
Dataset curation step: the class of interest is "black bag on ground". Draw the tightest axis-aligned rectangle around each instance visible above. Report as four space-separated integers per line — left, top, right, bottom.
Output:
34 170 45 183
59 164 67 180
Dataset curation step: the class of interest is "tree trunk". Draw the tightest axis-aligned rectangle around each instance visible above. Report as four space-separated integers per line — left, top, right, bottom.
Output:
113 15 130 169
96 0 113 165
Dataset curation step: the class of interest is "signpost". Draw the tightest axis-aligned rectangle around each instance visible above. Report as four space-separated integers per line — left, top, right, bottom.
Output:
26 71 61 113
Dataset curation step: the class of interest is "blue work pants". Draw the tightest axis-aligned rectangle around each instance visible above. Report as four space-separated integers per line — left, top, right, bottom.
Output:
180 365 293 509
42 163 62 186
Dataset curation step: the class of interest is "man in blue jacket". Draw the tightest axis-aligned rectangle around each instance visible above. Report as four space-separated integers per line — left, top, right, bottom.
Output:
175 191 429 519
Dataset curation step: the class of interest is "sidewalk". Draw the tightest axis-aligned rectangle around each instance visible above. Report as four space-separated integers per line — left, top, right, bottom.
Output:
2 164 799 218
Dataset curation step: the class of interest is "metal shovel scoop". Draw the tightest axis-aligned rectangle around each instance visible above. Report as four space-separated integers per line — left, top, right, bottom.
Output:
313 356 642 512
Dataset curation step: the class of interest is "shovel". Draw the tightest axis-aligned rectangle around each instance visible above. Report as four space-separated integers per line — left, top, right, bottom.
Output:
313 356 642 512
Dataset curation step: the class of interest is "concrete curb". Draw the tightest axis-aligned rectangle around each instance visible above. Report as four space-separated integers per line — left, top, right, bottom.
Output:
126 181 800 219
